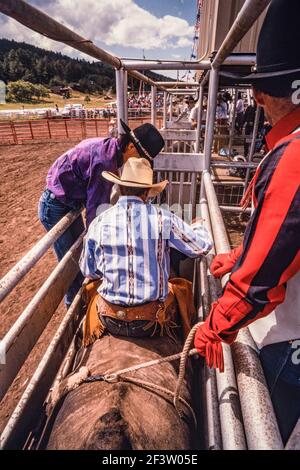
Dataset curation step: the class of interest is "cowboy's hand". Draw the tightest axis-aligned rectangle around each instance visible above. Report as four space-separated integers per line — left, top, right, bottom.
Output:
194 305 224 373
210 245 243 278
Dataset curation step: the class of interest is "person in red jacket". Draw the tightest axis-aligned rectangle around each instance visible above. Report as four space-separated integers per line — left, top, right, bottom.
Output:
194 0 300 444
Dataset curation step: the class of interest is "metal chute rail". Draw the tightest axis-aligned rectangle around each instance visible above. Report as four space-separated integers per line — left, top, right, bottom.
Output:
0 0 297 450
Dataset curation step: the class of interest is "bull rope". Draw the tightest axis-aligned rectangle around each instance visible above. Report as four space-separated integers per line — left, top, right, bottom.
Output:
47 323 203 428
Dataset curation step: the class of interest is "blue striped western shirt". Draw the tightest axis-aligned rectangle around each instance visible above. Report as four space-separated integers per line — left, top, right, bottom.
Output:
79 196 213 306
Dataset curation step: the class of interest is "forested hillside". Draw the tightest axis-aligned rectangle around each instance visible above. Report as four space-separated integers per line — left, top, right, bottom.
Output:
0 39 172 93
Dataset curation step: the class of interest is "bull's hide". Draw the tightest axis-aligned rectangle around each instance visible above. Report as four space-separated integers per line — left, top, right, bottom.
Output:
46 335 195 450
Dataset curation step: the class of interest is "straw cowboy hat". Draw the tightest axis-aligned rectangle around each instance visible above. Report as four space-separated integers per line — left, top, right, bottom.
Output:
102 157 168 197
221 0 300 82
120 119 165 165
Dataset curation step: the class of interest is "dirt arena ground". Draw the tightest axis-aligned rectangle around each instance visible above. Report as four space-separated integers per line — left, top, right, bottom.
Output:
0 140 246 437
0 140 81 433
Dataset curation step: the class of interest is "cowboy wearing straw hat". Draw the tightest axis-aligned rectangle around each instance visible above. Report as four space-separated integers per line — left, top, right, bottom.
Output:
79 157 212 341
194 0 300 444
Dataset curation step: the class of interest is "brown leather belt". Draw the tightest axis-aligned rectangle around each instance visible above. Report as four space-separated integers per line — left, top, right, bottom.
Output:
96 295 166 323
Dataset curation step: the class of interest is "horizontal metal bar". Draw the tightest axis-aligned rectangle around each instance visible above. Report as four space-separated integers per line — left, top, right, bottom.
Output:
165 121 192 130
123 54 256 71
211 161 258 169
0 235 83 402
0 210 82 303
160 130 197 141
166 89 198 94
213 180 244 186
156 82 199 87
219 205 251 214
154 153 204 172
122 60 212 71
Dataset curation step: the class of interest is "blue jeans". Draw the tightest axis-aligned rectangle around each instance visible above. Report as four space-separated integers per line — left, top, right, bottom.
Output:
260 340 300 444
100 315 159 338
38 189 85 306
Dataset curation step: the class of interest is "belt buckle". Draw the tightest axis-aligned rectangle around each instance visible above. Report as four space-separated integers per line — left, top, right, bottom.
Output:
116 310 127 320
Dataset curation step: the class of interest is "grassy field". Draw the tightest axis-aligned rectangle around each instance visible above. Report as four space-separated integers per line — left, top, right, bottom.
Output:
0 91 116 110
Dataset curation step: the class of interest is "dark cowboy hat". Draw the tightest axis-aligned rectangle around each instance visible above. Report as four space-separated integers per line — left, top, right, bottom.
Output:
220 0 300 82
120 119 165 164
184 95 196 102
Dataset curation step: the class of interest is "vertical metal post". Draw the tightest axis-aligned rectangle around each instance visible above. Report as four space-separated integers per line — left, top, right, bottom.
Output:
195 85 204 153
247 89 251 106
151 85 157 126
169 94 173 123
243 106 262 193
163 91 168 129
116 68 126 135
203 68 220 170
228 88 238 157
123 69 128 123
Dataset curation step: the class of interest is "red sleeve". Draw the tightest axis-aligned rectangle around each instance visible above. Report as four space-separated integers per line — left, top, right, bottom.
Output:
207 137 300 343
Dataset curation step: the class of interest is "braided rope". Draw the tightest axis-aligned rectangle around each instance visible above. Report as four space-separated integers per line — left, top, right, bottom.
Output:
173 323 203 414
48 324 203 425
103 348 198 383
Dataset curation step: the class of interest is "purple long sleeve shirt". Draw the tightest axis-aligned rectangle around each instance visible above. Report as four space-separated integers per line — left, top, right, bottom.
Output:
46 137 120 226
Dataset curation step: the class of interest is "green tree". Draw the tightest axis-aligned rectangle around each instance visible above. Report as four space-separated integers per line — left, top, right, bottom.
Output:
7 80 49 102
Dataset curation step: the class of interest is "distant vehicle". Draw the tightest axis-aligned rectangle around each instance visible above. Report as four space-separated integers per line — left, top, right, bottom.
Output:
61 103 83 118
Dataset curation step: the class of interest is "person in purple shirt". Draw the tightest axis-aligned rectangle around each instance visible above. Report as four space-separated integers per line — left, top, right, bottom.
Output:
38 120 165 307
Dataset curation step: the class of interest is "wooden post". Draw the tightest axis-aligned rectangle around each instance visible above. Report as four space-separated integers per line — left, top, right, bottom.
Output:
10 121 18 144
64 120 69 138
29 120 34 140
95 119 99 137
47 120 52 139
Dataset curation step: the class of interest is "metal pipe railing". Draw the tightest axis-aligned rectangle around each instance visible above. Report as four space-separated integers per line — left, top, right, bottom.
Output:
156 82 199 87
169 95 173 123
0 0 167 92
243 106 262 193
166 89 198 94
0 234 84 402
122 60 211 71
212 0 271 69
195 85 204 153
123 70 128 123
228 88 238 157
203 171 283 449
116 69 126 133
199 193 223 450
203 68 219 170
163 92 168 129
0 210 82 303
122 55 255 71
151 85 157 127
211 161 258 169
201 173 246 449
0 277 85 450
0 0 122 69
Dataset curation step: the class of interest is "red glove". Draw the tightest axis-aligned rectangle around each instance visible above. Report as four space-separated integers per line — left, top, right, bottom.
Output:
210 245 243 278
194 303 225 372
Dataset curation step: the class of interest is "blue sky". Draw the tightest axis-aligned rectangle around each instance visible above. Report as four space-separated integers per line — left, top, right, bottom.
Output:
0 0 198 75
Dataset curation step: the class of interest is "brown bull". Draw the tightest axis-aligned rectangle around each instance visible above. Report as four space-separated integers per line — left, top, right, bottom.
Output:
46 334 196 450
